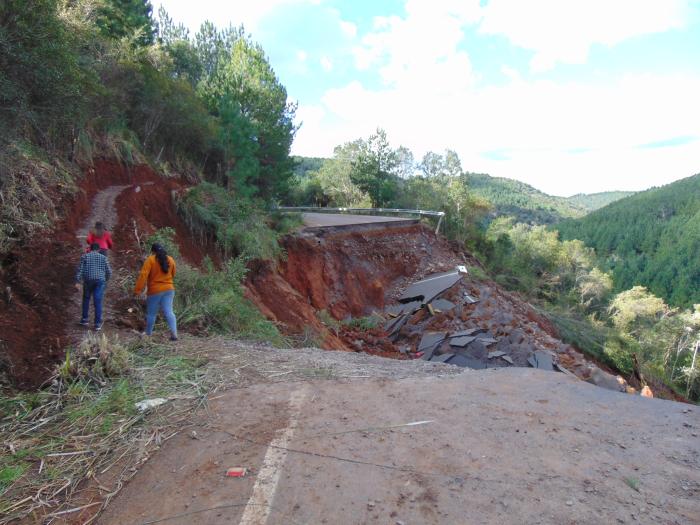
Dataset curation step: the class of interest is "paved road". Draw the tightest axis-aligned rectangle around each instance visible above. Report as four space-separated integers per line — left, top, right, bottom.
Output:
301 212 418 228
98 368 699 525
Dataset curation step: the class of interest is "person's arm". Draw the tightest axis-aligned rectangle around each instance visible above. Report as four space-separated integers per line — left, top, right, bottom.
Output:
134 257 152 295
106 232 113 250
86 232 93 246
105 257 112 282
75 255 85 286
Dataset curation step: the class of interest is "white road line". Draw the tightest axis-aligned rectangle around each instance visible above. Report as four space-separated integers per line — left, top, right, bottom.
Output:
239 386 309 525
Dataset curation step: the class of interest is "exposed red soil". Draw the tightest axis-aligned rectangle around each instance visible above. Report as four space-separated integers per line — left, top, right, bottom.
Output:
245 224 448 351
0 160 207 388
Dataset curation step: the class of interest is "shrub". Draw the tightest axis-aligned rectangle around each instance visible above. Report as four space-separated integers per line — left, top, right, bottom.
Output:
175 258 283 343
176 182 283 260
58 334 131 385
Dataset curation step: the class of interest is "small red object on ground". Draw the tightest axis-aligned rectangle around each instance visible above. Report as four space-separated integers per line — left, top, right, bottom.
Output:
226 467 247 477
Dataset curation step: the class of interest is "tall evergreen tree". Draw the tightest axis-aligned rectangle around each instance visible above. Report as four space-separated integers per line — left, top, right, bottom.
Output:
96 0 155 45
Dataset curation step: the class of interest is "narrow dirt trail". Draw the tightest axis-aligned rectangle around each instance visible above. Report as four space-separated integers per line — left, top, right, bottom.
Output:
69 184 132 339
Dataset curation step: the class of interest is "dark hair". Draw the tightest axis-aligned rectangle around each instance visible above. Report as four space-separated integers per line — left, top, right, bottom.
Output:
90 243 100 251
151 243 170 273
95 222 104 229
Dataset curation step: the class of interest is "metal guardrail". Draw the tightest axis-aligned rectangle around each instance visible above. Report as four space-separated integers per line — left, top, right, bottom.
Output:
275 206 446 234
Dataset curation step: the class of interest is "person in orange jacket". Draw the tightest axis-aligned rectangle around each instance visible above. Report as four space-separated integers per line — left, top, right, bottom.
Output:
134 243 178 341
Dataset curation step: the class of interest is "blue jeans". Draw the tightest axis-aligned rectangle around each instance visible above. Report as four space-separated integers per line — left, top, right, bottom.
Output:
145 290 177 336
81 280 105 325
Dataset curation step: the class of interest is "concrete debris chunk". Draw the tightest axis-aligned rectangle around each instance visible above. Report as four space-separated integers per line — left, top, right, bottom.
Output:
476 336 498 347
418 332 446 353
448 354 487 369
527 351 554 371
488 350 507 359
501 355 514 365
430 298 456 313
430 353 455 363
399 270 463 304
449 335 477 348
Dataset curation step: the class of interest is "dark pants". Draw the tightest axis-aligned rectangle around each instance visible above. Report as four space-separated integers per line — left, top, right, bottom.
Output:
81 279 106 325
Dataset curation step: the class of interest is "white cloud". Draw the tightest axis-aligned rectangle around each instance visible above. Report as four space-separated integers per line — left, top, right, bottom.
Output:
320 56 333 71
296 50 308 62
352 0 479 89
294 71 700 194
340 20 358 38
479 0 691 71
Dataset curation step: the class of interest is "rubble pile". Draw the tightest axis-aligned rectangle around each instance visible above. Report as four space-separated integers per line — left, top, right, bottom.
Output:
382 267 628 391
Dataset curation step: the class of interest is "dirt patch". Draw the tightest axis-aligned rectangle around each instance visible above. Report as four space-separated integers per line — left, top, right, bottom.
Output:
0 160 206 388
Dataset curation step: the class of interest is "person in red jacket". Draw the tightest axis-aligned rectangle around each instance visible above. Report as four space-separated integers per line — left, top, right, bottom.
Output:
86 222 113 255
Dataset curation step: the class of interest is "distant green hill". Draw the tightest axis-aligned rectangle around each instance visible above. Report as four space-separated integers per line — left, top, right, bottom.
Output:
565 191 635 212
557 174 700 307
467 173 582 224
466 173 631 224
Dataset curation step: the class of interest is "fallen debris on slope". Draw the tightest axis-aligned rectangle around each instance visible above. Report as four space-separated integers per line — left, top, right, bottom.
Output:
246 221 634 394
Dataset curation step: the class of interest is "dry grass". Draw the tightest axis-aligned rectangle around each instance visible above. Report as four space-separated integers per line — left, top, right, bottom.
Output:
0 335 218 524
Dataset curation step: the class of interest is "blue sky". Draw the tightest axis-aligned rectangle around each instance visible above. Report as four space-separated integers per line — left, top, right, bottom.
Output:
157 0 700 196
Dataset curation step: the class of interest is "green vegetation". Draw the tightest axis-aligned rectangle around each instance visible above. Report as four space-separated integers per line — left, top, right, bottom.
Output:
467 174 631 225
557 174 700 307
289 131 492 248
145 229 283 344
483 218 700 400
176 183 283 260
1 0 296 259
467 173 587 224
0 334 217 520
565 191 635 212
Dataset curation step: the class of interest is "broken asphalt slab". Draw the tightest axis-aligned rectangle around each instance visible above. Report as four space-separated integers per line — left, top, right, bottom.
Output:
527 351 554 371
418 332 446 353
429 298 456 313
399 270 463 304
447 354 487 369
449 328 486 338
449 335 478 348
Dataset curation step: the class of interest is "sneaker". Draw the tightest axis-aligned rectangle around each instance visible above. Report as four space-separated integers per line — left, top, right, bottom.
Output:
169 335 179 342
95 322 103 331
79 320 89 327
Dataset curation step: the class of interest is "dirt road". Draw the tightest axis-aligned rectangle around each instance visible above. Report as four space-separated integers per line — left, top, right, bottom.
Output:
98 361 700 525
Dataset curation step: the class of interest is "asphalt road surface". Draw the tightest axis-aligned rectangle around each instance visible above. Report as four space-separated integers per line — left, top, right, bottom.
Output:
301 212 418 228
98 368 700 525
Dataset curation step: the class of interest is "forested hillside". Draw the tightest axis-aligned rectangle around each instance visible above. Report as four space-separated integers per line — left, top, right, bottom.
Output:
467 173 586 224
557 174 700 307
0 0 296 258
566 191 635 212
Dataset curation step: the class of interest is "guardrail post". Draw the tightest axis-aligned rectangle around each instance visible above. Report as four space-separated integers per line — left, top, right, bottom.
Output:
435 214 444 235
